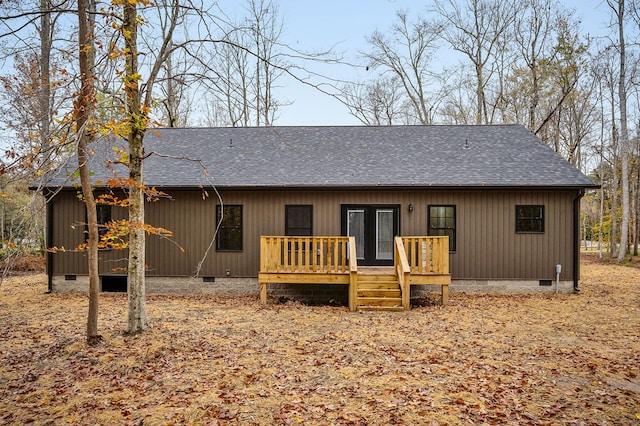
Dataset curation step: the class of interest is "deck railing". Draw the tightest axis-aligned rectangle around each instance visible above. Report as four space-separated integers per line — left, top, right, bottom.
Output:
401 236 450 275
260 235 448 310
260 236 356 273
394 237 411 309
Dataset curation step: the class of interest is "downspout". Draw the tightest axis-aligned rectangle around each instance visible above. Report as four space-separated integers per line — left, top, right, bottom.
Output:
573 189 585 292
44 188 53 293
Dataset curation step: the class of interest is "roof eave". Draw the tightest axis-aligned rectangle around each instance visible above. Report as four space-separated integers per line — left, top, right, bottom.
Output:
40 181 600 191
130 183 601 191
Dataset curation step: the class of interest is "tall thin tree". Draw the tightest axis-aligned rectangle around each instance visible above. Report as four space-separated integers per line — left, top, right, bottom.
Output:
76 0 100 343
433 0 517 124
609 0 630 261
362 11 444 125
118 0 179 333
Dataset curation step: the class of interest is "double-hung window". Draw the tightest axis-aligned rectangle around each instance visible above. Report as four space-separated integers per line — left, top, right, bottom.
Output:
515 205 544 233
285 205 313 236
216 205 242 251
428 205 456 252
96 205 111 237
85 204 111 239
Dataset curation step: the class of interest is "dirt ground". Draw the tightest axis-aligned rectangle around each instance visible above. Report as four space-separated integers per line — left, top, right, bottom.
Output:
0 255 639 425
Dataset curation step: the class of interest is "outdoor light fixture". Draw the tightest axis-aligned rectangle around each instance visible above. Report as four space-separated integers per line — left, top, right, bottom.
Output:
408 203 414 212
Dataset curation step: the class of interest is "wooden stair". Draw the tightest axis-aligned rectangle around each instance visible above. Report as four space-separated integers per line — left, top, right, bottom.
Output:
356 271 404 312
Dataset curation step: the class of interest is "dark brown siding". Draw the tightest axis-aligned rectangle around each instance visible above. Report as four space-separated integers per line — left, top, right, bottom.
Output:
50 188 577 281
51 191 129 275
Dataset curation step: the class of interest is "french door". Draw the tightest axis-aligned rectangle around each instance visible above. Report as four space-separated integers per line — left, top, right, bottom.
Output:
341 205 400 266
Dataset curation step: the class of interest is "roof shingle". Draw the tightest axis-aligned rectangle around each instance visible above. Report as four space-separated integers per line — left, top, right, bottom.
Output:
46 124 598 189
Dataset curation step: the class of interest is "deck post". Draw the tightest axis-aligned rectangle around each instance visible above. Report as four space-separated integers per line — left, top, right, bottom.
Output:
442 284 449 305
349 271 357 312
260 282 267 304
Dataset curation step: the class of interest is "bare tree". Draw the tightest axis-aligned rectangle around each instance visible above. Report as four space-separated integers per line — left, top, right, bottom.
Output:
513 0 555 131
38 0 52 167
202 29 253 127
440 65 475 124
247 0 284 126
157 44 192 127
187 0 288 127
433 0 517 124
0 0 75 278
149 2 195 128
342 76 406 125
0 0 74 170
362 11 444 125
607 0 630 261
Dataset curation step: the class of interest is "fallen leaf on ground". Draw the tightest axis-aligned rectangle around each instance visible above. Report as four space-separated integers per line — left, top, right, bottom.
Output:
0 254 638 424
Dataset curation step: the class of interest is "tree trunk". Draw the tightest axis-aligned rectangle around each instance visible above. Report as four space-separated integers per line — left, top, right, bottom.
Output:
77 0 100 344
39 0 51 168
609 78 619 258
635 156 639 256
598 92 605 259
38 0 51 254
616 0 629 262
611 162 619 258
633 175 638 256
475 61 484 124
126 132 148 333
123 1 149 334
529 63 539 131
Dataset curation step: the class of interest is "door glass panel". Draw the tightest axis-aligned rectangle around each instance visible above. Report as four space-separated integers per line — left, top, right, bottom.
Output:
376 209 394 260
347 209 365 260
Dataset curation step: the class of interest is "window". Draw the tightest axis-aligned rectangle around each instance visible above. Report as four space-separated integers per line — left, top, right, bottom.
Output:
516 205 544 233
216 205 242 251
285 205 313 236
428 205 456 251
85 204 111 238
376 209 394 260
96 205 111 237
346 208 365 260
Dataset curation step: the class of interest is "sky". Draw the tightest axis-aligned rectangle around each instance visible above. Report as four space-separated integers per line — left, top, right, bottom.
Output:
214 0 613 126
0 0 616 134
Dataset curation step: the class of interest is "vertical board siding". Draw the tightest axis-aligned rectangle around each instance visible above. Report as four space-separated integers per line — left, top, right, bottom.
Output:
51 188 577 281
51 191 85 274
51 191 128 275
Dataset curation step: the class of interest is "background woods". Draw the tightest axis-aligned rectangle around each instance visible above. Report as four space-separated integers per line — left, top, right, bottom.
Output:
1 1 640 307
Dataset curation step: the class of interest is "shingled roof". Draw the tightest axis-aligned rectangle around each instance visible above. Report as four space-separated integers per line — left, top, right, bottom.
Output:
46 124 597 190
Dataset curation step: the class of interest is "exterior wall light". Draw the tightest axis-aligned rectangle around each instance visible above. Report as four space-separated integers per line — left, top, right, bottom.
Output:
408 203 414 212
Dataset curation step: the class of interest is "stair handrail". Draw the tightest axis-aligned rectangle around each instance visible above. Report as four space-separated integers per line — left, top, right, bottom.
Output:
348 236 358 312
394 236 411 310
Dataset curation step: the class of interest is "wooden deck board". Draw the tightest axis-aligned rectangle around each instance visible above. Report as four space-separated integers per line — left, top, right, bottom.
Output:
410 274 452 285
358 267 395 275
258 272 351 284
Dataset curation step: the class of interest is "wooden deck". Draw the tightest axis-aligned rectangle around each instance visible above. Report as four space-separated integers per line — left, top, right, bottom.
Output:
259 236 451 311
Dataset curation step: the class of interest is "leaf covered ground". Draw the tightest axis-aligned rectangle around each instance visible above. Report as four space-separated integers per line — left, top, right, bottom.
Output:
1 255 639 425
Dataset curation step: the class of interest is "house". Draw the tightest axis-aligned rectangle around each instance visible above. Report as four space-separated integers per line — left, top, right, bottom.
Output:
41 125 598 307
